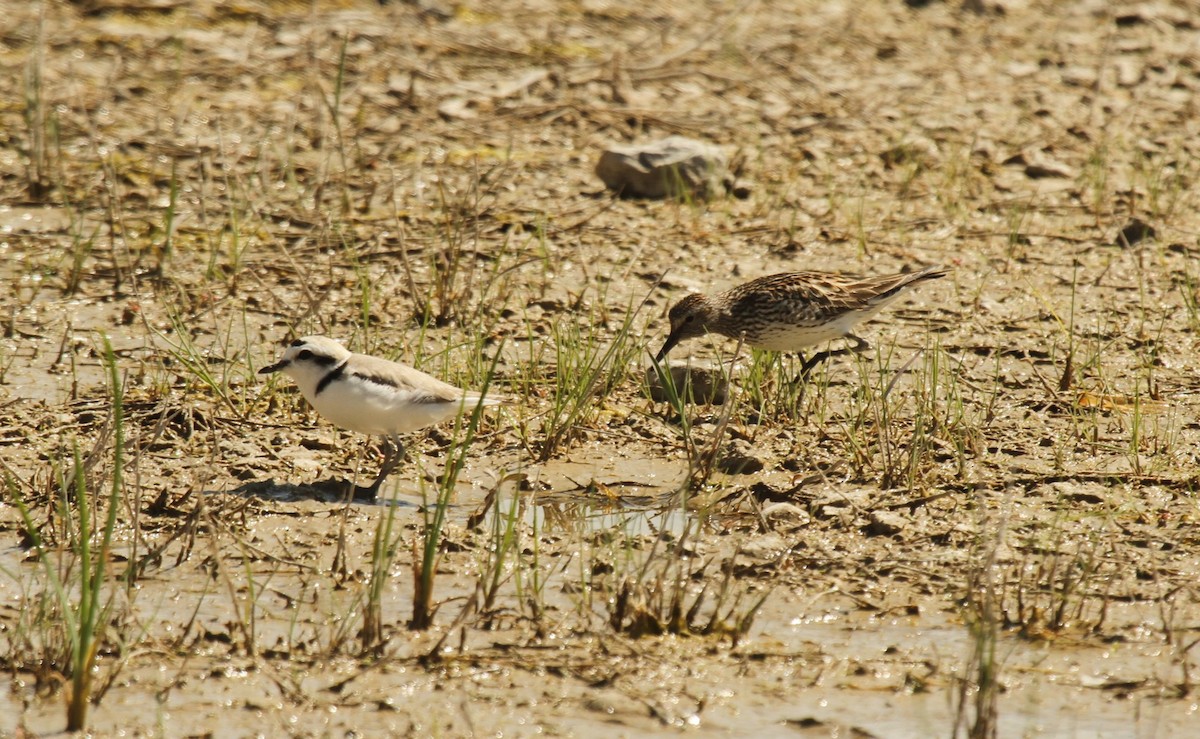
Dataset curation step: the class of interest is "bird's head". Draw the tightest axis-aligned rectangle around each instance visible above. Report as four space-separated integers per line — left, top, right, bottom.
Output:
655 293 713 362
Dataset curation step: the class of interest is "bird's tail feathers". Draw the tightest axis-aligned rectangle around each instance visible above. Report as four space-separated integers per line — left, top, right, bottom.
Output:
867 265 948 304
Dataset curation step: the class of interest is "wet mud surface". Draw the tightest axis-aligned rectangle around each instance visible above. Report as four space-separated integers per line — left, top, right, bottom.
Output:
2 0 1200 735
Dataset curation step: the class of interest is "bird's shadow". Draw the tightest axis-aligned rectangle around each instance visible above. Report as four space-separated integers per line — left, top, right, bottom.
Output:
227 477 405 505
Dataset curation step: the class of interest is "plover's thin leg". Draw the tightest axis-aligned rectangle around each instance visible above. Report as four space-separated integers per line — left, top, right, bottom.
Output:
361 436 404 500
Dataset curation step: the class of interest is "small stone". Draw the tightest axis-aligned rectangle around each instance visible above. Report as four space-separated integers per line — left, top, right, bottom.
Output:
880 137 938 168
1060 66 1098 88
739 531 788 559
1016 149 1076 179
1115 218 1155 247
595 136 729 200
867 510 907 537
716 439 766 475
811 489 872 514
1114 58 1144 87
762 502 810 525
1025 160 1072 179
646 361 729 405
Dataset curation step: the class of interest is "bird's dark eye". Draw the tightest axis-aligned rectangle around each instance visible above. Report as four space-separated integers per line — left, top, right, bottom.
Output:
684 315 696 323
297 349 313 360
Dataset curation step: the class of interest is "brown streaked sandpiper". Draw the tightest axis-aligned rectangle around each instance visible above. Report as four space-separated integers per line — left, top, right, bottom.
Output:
655 265 947 374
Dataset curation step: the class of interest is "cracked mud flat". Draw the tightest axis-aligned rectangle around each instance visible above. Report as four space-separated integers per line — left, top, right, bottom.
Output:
3 0 1200 735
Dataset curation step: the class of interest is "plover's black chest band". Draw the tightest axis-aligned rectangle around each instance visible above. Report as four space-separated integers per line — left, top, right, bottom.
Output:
315 360 349 395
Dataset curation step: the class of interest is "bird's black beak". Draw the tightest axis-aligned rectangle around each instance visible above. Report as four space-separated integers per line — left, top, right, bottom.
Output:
654 330 681 363
258 360 288 375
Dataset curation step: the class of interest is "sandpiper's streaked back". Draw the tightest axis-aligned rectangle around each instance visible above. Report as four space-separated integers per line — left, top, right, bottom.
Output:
655 265 947 370
259 335 500 498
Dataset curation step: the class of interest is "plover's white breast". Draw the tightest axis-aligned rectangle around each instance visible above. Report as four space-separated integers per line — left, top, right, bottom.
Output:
306 374 472 436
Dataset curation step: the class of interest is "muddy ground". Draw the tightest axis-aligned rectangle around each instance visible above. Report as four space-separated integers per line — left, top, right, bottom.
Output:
3 0 1200 736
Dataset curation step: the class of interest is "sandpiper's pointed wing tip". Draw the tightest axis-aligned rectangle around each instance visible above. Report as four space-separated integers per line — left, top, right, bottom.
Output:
917 264 949 278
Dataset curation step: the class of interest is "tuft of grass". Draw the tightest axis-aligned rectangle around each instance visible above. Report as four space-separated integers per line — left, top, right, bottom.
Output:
146 308 249 421
62 211 101 297
954 487 1010 739
649 340 742 493
359 492 404 655
396 159 515 329
1134 145 1194 225
537 289 649 462
21 3 53 201
604 524 769 647
409 348 501 631
1004 196 1034 263
472 474 528 628
428 471 536 653
738 348 821 424
1002 518 1113 638
9 336 129 731
153 157 183 276
1079 137 1112 220
827 334 977 491
839 346 916 488
317 32 354 217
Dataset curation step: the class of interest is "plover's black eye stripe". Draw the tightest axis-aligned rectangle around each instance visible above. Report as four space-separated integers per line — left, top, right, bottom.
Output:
296 348 340 367
290 338 305 347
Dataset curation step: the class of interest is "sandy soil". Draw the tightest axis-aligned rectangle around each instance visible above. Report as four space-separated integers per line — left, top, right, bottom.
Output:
3 0 1200 736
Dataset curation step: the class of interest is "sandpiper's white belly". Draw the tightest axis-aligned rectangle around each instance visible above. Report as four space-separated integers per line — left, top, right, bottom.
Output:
750 308 880 351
